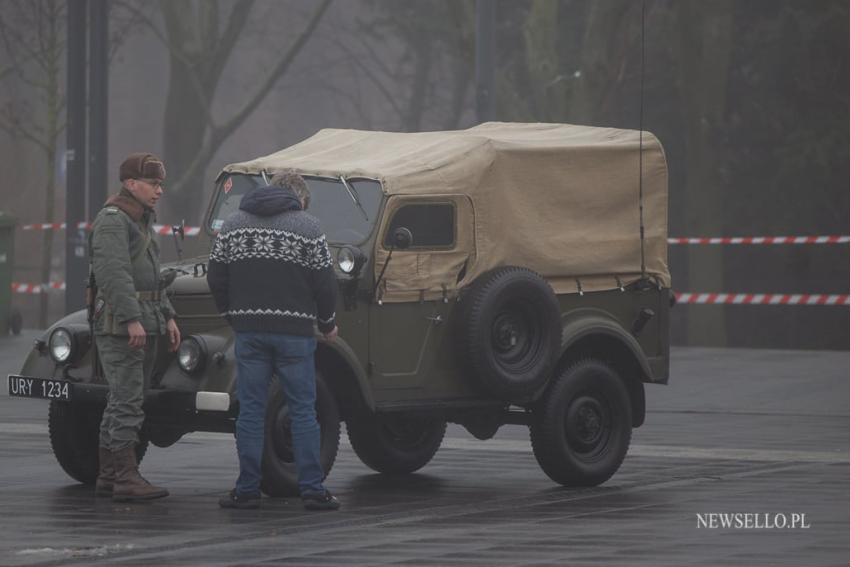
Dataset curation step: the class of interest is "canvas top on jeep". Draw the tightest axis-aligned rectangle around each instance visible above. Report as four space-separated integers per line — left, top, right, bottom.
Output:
218 122 669 298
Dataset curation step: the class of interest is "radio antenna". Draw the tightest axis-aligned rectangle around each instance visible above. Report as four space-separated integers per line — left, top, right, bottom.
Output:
638 0 647 280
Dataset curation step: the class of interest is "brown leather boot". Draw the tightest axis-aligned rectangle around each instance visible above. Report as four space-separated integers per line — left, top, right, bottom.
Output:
111 446 169 501
95 446 115 497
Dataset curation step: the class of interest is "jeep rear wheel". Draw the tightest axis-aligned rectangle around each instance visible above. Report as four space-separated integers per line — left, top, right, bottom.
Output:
347 414 447 474
459 266 560 401
260 372 341 497
530 359 632 487
48 401 148 484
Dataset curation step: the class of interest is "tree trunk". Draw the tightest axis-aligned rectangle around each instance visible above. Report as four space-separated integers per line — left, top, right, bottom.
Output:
523 0 563 122
569 0 634 125
39 2 62 327
161 57 210 224
39 158 56 328
678 1 733 346
404 32 434 132
443 2 473 130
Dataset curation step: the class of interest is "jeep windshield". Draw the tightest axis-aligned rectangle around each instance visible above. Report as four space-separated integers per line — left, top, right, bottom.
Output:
208 174 383 245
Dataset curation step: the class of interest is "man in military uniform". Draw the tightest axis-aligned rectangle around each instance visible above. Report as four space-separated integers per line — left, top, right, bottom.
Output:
89 153 181 501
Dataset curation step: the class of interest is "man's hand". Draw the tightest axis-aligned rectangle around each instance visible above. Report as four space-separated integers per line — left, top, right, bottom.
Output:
321 325 338 343
166 318 181 352
127 320 146 349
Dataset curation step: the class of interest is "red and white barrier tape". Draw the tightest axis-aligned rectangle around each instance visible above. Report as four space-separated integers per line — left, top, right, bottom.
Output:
11 282 850 306
20 223 77 231
18 224 850 244
675 292 850 306
11 282 66 294
20 222 201 236
668 236 850 245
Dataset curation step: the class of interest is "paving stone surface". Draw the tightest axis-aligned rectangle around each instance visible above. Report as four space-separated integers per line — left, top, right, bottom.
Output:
1 331 848 566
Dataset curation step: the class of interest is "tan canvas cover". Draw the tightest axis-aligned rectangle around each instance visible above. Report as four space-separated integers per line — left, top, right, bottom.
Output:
221 122 669 300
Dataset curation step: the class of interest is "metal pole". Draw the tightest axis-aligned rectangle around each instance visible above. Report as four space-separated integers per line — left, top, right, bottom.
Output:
66 0 88 314
475 0 495 124
88 0 109 214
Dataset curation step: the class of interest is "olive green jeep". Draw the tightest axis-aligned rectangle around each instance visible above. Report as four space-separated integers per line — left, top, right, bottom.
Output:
8 122 672 494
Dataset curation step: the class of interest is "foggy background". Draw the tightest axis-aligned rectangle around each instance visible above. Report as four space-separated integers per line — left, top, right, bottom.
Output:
1 0 848 350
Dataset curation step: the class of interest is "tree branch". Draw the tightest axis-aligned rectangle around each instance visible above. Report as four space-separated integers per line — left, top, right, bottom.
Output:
0 112 51 153
207 0 254 84
213 0 333 142
329 37 404 119
157 0 217 127
170 0 333 197
114 0 175 53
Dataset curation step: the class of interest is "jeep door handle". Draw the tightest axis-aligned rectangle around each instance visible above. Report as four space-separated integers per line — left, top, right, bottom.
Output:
425 315 443 325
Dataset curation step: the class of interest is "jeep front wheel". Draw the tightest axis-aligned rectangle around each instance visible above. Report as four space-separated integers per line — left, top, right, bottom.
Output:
260 372 341 497
347 414 447 474
48 401 148 484
530 359 632 487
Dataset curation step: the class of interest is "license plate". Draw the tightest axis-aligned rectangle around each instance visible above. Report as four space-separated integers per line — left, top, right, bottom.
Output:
7 375 72 401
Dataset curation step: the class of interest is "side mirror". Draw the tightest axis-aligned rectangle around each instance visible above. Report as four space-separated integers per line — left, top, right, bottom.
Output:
375 227 414 301
392 227 413 250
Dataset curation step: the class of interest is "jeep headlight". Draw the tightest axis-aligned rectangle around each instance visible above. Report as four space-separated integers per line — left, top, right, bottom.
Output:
49 328 73 363
177 336 206 374
337 246 366 276
337 247 356 274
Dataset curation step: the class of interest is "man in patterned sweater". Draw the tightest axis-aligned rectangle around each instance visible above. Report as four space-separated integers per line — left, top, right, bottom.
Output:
208 170 340 510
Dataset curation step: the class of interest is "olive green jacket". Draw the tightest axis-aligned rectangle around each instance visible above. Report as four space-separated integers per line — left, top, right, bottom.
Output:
89 188 176 336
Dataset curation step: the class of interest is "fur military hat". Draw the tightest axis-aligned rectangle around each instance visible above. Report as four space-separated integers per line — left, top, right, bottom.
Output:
119 153 166 181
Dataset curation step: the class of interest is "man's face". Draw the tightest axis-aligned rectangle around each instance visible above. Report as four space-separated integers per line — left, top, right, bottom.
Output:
127 178 164 208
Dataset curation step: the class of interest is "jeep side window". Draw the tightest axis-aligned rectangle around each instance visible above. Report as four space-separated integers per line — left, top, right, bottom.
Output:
384 204 455 249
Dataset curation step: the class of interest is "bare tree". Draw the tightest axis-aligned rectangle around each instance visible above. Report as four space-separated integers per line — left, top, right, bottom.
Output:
116 0 333 223
330 0 474 132
0 0 66 327
676 1 733 347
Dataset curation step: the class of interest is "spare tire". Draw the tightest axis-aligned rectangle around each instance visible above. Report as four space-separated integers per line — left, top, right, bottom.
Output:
459 266 561 401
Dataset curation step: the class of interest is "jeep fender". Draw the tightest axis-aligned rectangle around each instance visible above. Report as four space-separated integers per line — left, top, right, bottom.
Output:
19 309 90 379
555 308 651 427
19 340 56 380
315 337 375 415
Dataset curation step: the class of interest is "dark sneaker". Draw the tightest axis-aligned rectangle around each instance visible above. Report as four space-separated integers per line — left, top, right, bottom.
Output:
302 490 340 511
218 489 261 509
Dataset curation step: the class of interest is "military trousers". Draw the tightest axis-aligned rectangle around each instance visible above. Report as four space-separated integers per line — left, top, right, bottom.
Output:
96 334 160 451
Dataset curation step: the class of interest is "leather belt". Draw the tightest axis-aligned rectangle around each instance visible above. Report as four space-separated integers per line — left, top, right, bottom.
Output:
136 290 161 301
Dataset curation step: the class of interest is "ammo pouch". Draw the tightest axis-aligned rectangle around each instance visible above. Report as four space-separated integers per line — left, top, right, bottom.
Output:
95 293 160 335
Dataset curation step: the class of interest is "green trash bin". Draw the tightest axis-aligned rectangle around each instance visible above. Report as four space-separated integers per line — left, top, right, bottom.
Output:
0 211 21 336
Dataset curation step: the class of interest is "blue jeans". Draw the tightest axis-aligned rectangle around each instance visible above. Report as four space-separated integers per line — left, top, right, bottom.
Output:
233 332 325 496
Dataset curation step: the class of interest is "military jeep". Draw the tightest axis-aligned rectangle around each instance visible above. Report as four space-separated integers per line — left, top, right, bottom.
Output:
8 122 671 494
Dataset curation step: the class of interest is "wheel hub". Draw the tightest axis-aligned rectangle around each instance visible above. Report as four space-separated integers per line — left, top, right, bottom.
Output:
566 395 607 452
272 405 294 462
381 417 430 448
491 308 533 366
495 319 520 351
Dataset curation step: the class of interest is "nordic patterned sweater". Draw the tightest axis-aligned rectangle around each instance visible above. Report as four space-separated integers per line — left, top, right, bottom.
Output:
207 186 337 336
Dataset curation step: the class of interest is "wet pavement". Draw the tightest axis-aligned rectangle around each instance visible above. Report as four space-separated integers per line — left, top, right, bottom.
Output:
1 330 848 566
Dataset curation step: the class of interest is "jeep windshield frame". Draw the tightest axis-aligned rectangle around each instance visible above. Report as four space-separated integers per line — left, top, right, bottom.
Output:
206 174 384 246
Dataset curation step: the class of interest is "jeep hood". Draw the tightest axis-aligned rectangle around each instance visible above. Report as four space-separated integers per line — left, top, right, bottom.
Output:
162 259 211 295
